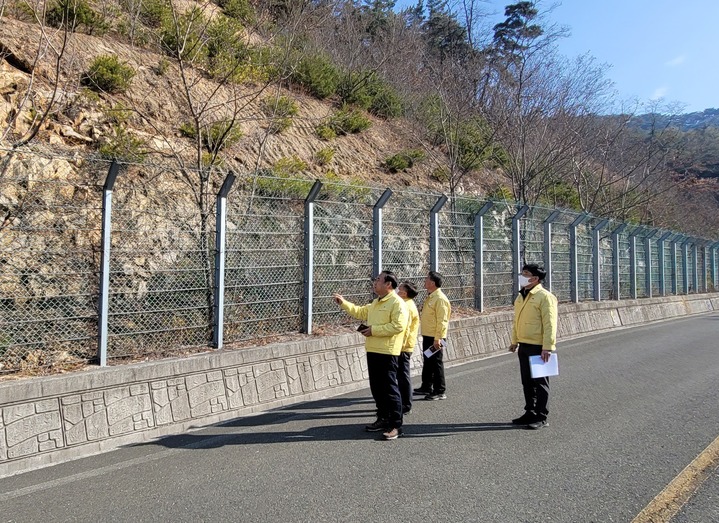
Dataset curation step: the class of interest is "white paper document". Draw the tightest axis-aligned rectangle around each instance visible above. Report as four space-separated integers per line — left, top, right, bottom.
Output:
529 353 559 378
423 340 446 358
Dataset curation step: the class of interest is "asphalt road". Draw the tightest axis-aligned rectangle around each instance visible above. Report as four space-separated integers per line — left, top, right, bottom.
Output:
2 313 718 523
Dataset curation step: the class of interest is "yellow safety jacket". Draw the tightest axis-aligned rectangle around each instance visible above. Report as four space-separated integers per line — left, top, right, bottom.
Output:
420 288 451 339
340 291 408 356
401 298 419 353
511 284 558 351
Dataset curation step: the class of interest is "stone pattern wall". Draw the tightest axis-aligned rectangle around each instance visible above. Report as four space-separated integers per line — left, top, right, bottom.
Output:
1 294 718 477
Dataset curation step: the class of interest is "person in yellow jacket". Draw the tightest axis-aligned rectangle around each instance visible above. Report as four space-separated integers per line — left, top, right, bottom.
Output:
397 281 420 415
509 263 558 430
333 270 408 441
415 271 451 401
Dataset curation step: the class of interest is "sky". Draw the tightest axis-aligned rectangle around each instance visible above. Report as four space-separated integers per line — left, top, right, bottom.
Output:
395 0 719 113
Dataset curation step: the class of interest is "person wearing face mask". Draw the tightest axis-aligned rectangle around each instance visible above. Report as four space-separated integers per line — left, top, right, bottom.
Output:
508 263 558 430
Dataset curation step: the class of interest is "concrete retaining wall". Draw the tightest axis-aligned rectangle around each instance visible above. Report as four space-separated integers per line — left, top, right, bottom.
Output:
1 293 717 478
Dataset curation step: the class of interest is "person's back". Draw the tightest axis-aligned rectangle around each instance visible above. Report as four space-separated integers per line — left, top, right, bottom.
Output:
398 282 420 414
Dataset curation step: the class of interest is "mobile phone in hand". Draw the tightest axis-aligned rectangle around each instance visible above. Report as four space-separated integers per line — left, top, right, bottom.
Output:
357 324 369 332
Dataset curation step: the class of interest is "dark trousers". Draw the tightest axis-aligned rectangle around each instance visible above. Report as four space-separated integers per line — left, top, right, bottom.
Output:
420 336 446 394
397 352 412 413
518 343 550 420
366 352 403 428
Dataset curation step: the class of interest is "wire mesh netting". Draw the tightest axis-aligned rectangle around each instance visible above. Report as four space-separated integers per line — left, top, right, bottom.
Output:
224 174 311 342
0 153 103 372
2 151 718 374
313 181 379 326
616 230 632 299
382 191 434 308
649 238 660 296
550 213 573 302
107 167 214 360
635 235 648 298
483 204 513 308
438 197 478 308
576 221 594 301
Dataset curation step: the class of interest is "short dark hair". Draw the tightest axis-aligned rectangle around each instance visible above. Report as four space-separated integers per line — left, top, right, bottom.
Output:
399 281 419 298
427 270 443 288
522 263 547 281
380 270 399 289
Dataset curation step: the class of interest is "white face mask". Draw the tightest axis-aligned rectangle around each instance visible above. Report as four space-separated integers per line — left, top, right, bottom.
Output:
518 274 532 288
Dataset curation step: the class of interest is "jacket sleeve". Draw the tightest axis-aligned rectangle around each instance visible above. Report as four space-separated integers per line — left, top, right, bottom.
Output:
371 299 407 338
510 295 519 344
541 294 558 351
435 297 450 339
340 300 369 322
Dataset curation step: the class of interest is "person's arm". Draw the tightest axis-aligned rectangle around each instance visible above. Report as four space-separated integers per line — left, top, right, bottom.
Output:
333 294 369 322
540 294 558 361
509 295 519 352
431 297 449 350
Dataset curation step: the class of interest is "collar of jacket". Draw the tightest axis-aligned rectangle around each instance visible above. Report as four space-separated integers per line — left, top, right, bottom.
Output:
377 291 396 302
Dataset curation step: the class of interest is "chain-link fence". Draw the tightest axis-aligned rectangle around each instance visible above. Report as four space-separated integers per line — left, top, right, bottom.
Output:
1 150 718 374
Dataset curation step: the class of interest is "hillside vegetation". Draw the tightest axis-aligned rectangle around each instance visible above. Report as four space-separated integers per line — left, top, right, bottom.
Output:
1 0 719 237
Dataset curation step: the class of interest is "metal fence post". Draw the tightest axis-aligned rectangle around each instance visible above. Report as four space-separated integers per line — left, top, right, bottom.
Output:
692 241 699 293
372 189 393 277
701 243 709 292
212 173 235 350
628 228 639 299
98 161 120 367
670 235 682 295
511 205 530 296
569 213 590 303
591 219 609 301
644 229 657 298
301 181 323 334
681 237 690 294
473 201 495 311
429 195 448 272
712 242 719 291
657 231 673 296
611 224 627 300
543 210 562 293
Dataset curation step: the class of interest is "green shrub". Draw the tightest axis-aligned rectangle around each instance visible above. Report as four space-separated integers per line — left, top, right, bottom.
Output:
314 147 335 165
217 0 255 23
382 149 425 172
367 82 403 119
154 58 170 75
104 102 133 125
337 71 403 118
180 120 243 153
323 106 371 136
273 156 308 177
432 166 450 183
253 169 314 199
488 185 514 201
261 95 299 133
292 54 341 99
98 127 147 162
46 0 105 33
83 55 135 93
205 16 248 79
137 0 170 27
160 7 206 61
315 124 336 141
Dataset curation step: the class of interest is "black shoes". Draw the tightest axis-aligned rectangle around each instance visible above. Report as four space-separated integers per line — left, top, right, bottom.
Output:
425 393 447 401
365 419 387 432
527 419 548 430
413 387 432 395
511 412 537 425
